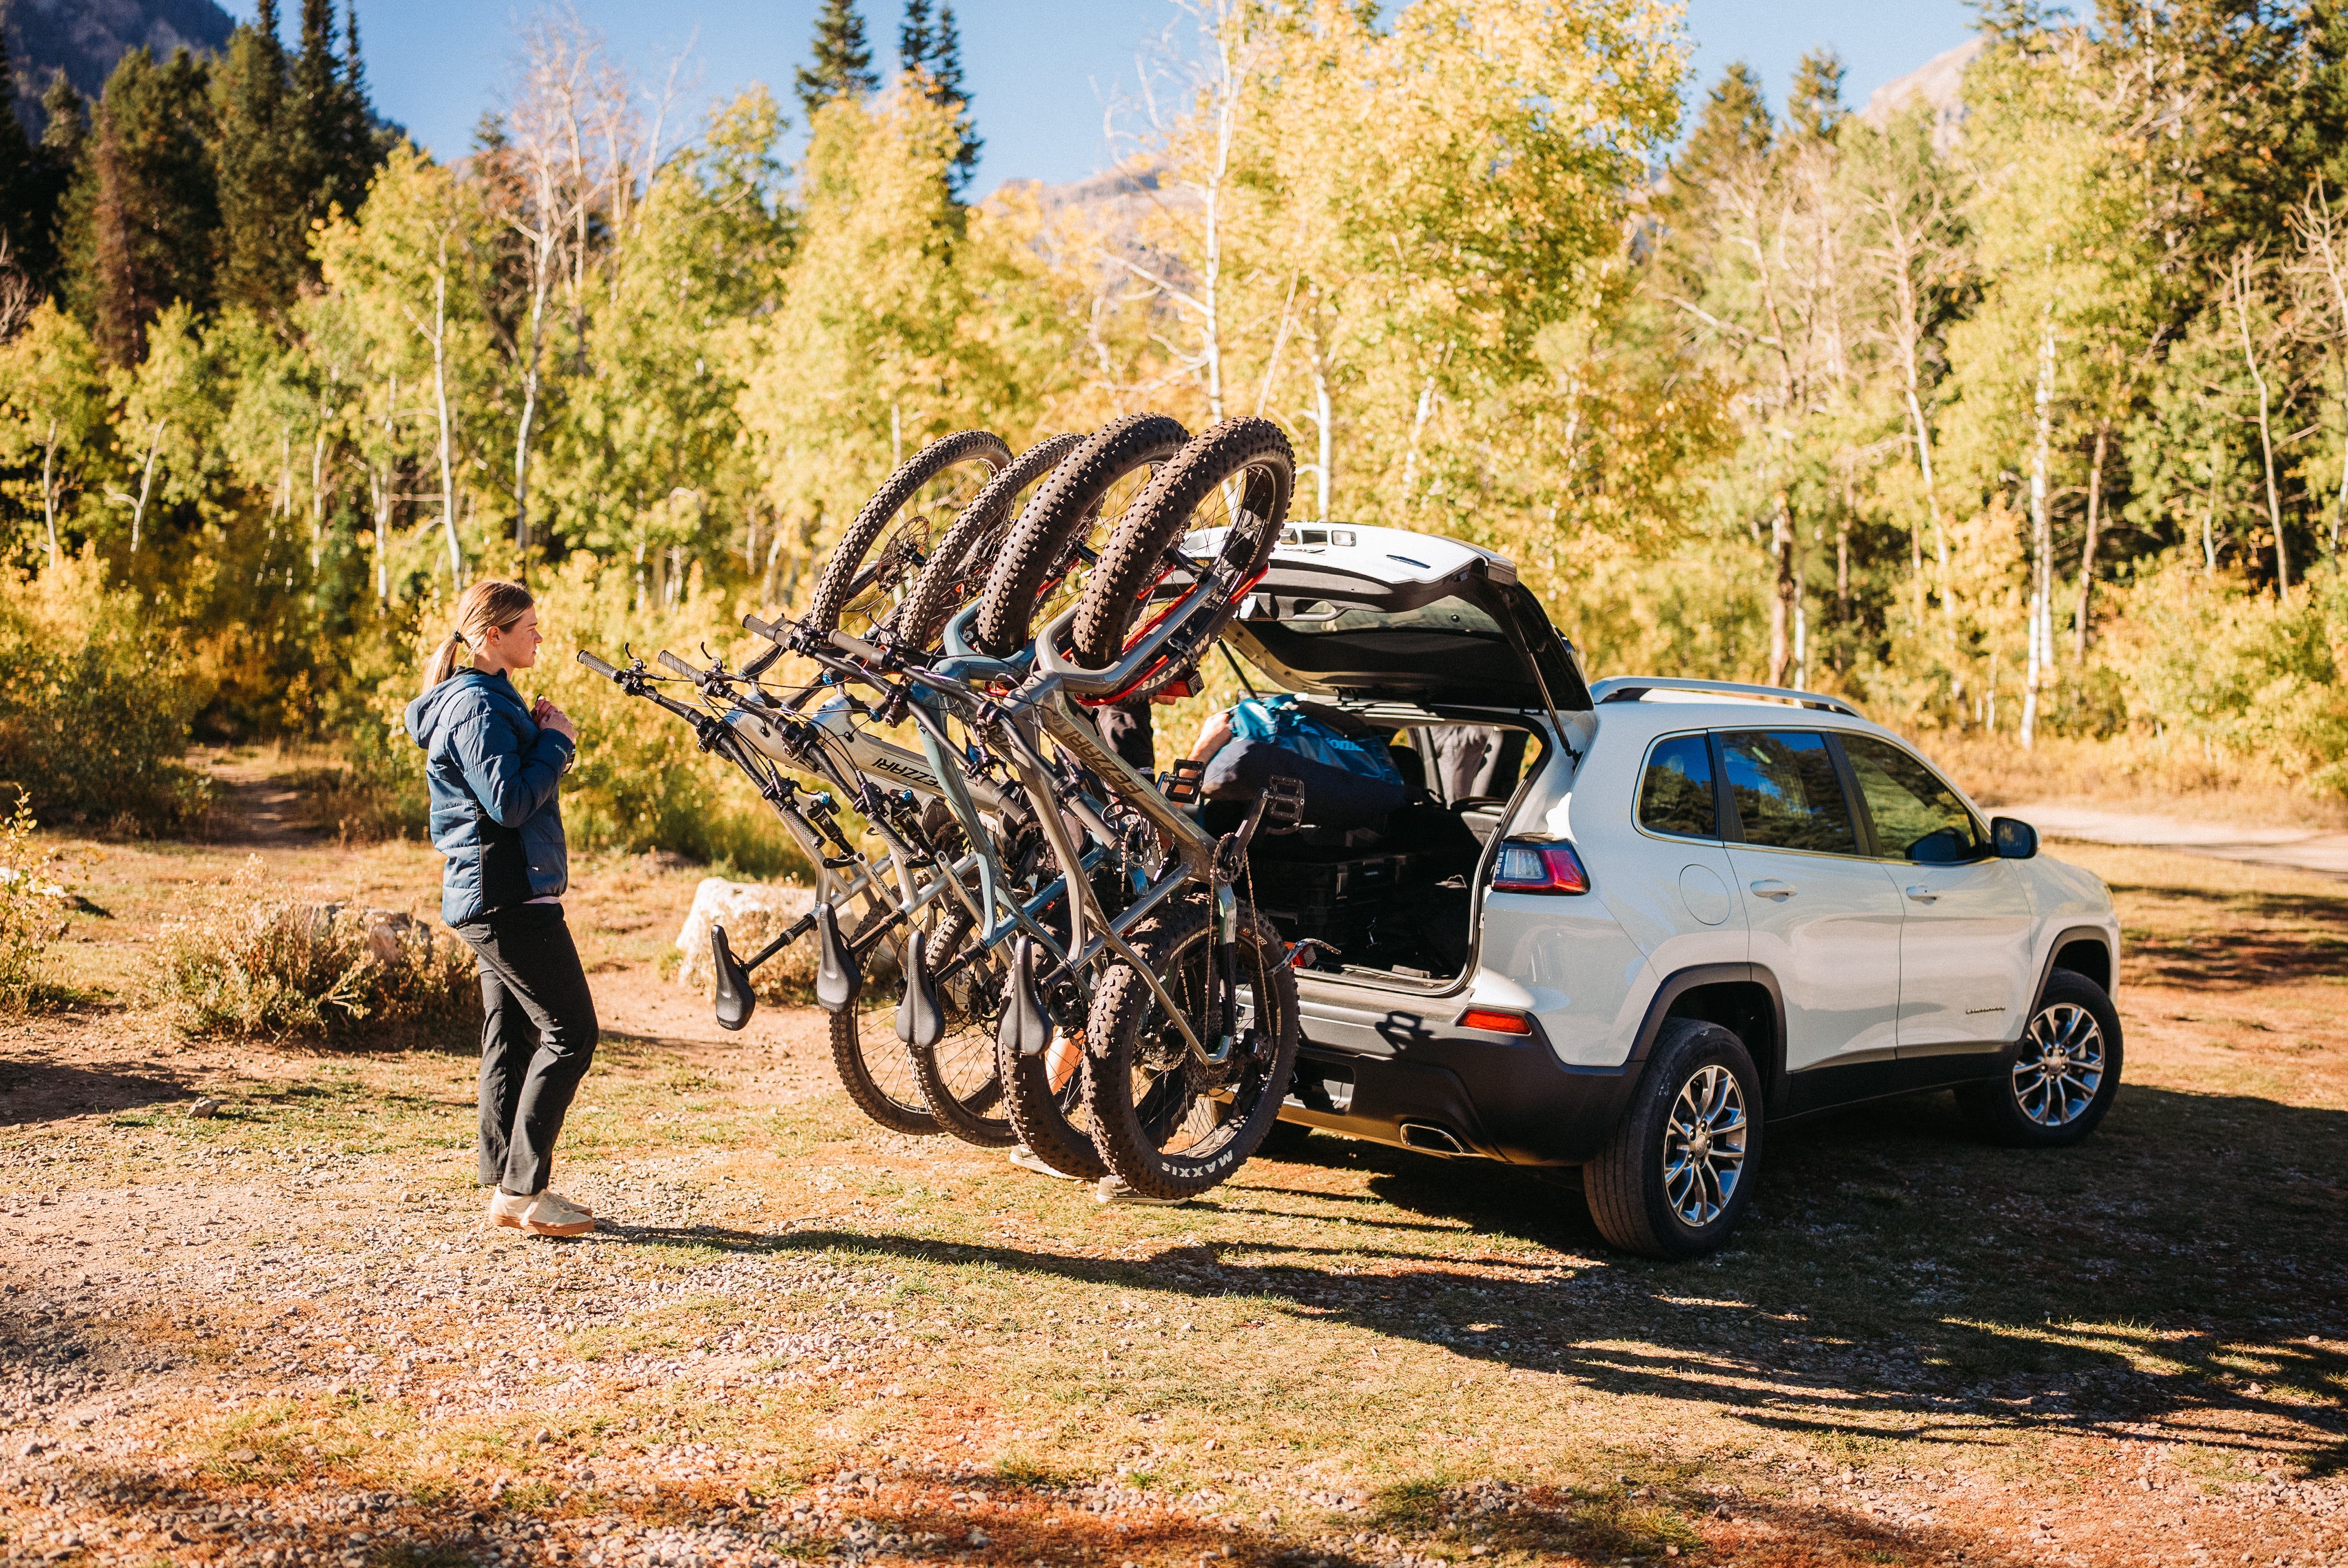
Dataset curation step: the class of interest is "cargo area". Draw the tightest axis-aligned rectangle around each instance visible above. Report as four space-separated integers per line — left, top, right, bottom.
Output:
1244 719 1544 981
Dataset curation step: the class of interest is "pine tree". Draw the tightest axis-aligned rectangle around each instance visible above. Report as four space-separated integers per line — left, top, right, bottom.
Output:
931 4 979 193
1788 48 1846 142
896 0 979 194
212 0 300 316
0 1 38 278
62 48 220 366
898 0 936 73
797 0 879 122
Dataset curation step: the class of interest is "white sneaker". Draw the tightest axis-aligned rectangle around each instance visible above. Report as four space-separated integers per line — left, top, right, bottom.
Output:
1007 1145 1081 1180
1095 1176 1186 1207
487 1189 595 1236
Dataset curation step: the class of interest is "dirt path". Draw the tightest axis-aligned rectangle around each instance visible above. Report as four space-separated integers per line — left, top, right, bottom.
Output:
2009 798 2348 878
194 751 326 850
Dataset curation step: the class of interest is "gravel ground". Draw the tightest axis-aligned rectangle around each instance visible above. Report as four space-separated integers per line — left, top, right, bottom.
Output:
1 827 2345 1568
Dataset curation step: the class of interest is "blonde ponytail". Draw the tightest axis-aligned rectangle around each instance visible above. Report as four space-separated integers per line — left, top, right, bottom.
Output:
419 579 536 697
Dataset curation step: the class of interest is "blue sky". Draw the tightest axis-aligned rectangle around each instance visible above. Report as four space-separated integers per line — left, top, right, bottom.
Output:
222 0 1979 193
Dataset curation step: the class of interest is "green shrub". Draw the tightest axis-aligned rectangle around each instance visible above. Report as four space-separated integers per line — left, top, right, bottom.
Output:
0 792 70 1006
0 557 215 833
157 857 481 1045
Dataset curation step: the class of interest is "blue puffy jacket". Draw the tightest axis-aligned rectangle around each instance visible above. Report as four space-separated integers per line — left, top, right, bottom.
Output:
404 669 576 926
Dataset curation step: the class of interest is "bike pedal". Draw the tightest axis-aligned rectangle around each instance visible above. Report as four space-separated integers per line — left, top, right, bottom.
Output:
1158 758 1207 805
1261 774 1306 832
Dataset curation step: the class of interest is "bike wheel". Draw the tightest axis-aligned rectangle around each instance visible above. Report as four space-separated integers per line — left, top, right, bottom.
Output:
894 432 1086 654
1080 897 1301 1200
996 950 1110 1178
907 909 1020 1148
831 992 940 1136
971 413 1189 658
1069 416 1294 697
803 430 1013 642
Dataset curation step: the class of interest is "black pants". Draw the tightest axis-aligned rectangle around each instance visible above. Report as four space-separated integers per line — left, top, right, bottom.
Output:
456 904 599 1196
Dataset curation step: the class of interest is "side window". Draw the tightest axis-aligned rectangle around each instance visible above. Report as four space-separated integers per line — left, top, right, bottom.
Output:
1719 730 1858 855
1841 735 1989 863
1636 734 1717 839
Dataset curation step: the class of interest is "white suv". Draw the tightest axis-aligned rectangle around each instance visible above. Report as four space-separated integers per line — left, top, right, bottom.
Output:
1219 523 2123 1258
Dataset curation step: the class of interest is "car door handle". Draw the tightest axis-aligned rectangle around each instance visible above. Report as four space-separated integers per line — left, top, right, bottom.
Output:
1904 886 1939 904
1748 879 1795 901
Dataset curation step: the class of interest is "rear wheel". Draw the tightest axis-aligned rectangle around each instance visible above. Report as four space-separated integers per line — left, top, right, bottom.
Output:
1068 416 1293 699
906 909 1018 1148
1081 899 1302 1200
895 432 1086 653
1957 969 2122 1147
803 430 1011 642
830 996 938 1136
971 414 1188 658
1584 1018 1761 1260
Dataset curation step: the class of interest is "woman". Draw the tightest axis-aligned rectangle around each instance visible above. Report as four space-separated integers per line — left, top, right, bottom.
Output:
404 579 599 1239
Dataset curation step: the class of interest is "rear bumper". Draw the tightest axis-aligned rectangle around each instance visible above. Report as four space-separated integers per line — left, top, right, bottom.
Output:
1279 995 1642 1166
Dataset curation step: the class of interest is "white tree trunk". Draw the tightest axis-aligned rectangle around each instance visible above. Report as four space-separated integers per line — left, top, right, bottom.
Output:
2021 302 2057 750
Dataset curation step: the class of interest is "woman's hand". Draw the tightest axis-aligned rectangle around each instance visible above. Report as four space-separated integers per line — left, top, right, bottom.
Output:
535 698 578 743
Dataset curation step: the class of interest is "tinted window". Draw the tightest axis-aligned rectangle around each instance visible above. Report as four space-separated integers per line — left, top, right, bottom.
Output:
1842 735 1989 863
1720 731 1858 854
1637 734 1716 839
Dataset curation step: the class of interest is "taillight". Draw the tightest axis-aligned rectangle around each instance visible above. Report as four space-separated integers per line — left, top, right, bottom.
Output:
1458 1007 1534 1035
1492 840 1589 894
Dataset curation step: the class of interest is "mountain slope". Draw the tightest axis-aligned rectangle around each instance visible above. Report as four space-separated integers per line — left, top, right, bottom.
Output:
4 0 233 138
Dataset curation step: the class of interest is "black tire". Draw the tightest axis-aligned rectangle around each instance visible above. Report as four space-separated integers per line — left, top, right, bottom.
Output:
1081 899 1302 1200
1956 968 2123 1147
830 997 939 1137
997 1010 1108 1180
1068 416 1293 690
1584 1018 1762 1260
894 432 1087 653
803 430 1012 639
971 413 1189 658
906 909 1019 1148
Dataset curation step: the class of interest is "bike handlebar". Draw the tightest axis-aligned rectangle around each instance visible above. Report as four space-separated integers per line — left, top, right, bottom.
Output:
576 650 620 679
657 649 701 682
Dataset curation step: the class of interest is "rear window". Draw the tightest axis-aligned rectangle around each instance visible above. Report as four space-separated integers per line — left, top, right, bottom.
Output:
1720 730 1858 855
1637 734 1717 839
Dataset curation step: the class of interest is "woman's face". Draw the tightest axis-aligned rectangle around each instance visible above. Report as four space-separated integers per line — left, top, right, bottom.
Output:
487 608 542 670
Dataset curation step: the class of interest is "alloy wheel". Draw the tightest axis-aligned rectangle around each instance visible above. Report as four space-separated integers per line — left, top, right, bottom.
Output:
1661 1063 1748 1227
2011 1002 2105 1127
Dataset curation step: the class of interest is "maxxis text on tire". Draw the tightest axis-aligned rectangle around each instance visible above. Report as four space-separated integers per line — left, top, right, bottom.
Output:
1080 898 1302 1200
1584 1017 1762 1261
971 413 1188 658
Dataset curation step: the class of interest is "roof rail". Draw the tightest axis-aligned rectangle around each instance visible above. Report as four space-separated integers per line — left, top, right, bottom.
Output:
1588 675 1863 719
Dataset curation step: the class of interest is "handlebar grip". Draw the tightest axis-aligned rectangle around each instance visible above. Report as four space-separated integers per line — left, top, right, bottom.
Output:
657 650 701 681
829 628 885 663
744 612 789 643
576 650 620 679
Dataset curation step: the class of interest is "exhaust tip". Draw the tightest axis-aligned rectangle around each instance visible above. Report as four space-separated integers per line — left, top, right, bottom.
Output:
1398 1121 1468 1156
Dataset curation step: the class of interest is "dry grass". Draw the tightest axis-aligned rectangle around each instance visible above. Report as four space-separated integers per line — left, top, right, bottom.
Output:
0 818 2342 1567
1924 729 2348 828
